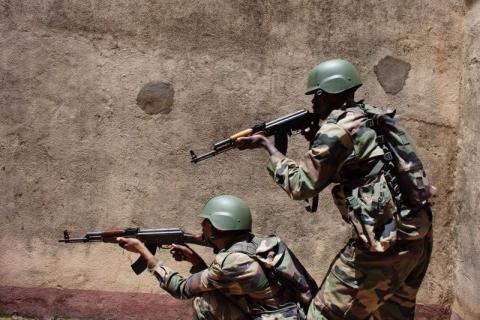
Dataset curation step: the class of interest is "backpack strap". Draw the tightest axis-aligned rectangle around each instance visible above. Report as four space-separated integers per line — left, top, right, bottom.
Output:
221 236 261 267
357 104 405 209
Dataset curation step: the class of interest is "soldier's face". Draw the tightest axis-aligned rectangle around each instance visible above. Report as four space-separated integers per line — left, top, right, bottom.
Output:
201 219 213 239
312 91 346 119
311 92 330 119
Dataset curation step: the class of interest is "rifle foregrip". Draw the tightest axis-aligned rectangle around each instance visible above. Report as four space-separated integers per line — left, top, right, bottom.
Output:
101 230 123 238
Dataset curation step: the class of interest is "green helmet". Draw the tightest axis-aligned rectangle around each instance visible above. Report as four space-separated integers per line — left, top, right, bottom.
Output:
199 195 252 231
305 59 362 95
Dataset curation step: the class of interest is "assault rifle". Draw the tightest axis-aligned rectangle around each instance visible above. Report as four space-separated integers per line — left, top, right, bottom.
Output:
59 228 212 275
190 109 319 163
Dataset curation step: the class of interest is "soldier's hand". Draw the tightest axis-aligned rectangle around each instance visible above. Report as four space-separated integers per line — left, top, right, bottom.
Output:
301 127 317 142
170 244 205 266
236 135 268 150
116 237 159 268
116 237 146 254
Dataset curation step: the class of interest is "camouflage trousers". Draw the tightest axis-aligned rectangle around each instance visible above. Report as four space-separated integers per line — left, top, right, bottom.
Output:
307 230 433 320
193 291 305 320
193 291 249 320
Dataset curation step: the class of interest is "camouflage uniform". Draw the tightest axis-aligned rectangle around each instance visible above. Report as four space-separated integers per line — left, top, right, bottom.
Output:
149 234 304 320
268 103 433 320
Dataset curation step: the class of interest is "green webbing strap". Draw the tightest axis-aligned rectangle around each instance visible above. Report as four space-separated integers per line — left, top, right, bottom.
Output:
367 159 385 178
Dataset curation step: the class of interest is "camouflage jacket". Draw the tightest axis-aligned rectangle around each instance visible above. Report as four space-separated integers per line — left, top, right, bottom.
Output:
269 103 432 252
149 234 299 317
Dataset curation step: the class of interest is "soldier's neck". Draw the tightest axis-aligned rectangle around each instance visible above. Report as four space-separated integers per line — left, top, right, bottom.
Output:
340 97 356 109
215 232 252 250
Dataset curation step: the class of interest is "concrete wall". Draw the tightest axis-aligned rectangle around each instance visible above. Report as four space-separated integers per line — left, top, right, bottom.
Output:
453 1 480 319
0 0 467 316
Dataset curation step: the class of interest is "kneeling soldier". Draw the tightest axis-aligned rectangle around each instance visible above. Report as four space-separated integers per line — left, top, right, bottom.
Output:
117 195 308 320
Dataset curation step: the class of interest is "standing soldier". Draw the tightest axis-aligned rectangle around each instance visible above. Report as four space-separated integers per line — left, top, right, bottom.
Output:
237 59 435 320
117 195 310 320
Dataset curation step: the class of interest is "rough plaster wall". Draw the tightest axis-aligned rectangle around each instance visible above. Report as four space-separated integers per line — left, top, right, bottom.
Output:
453 1 480 319
0 0 463 306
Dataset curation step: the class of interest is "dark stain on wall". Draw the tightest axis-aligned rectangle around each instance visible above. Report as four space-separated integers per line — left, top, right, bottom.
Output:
465 0 479 9
374 56 411 95
136 81 174 115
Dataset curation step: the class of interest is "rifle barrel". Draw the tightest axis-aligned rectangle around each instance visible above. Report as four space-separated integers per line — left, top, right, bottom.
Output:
265 109 307 128
190 144 234 163
189 108 312 164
